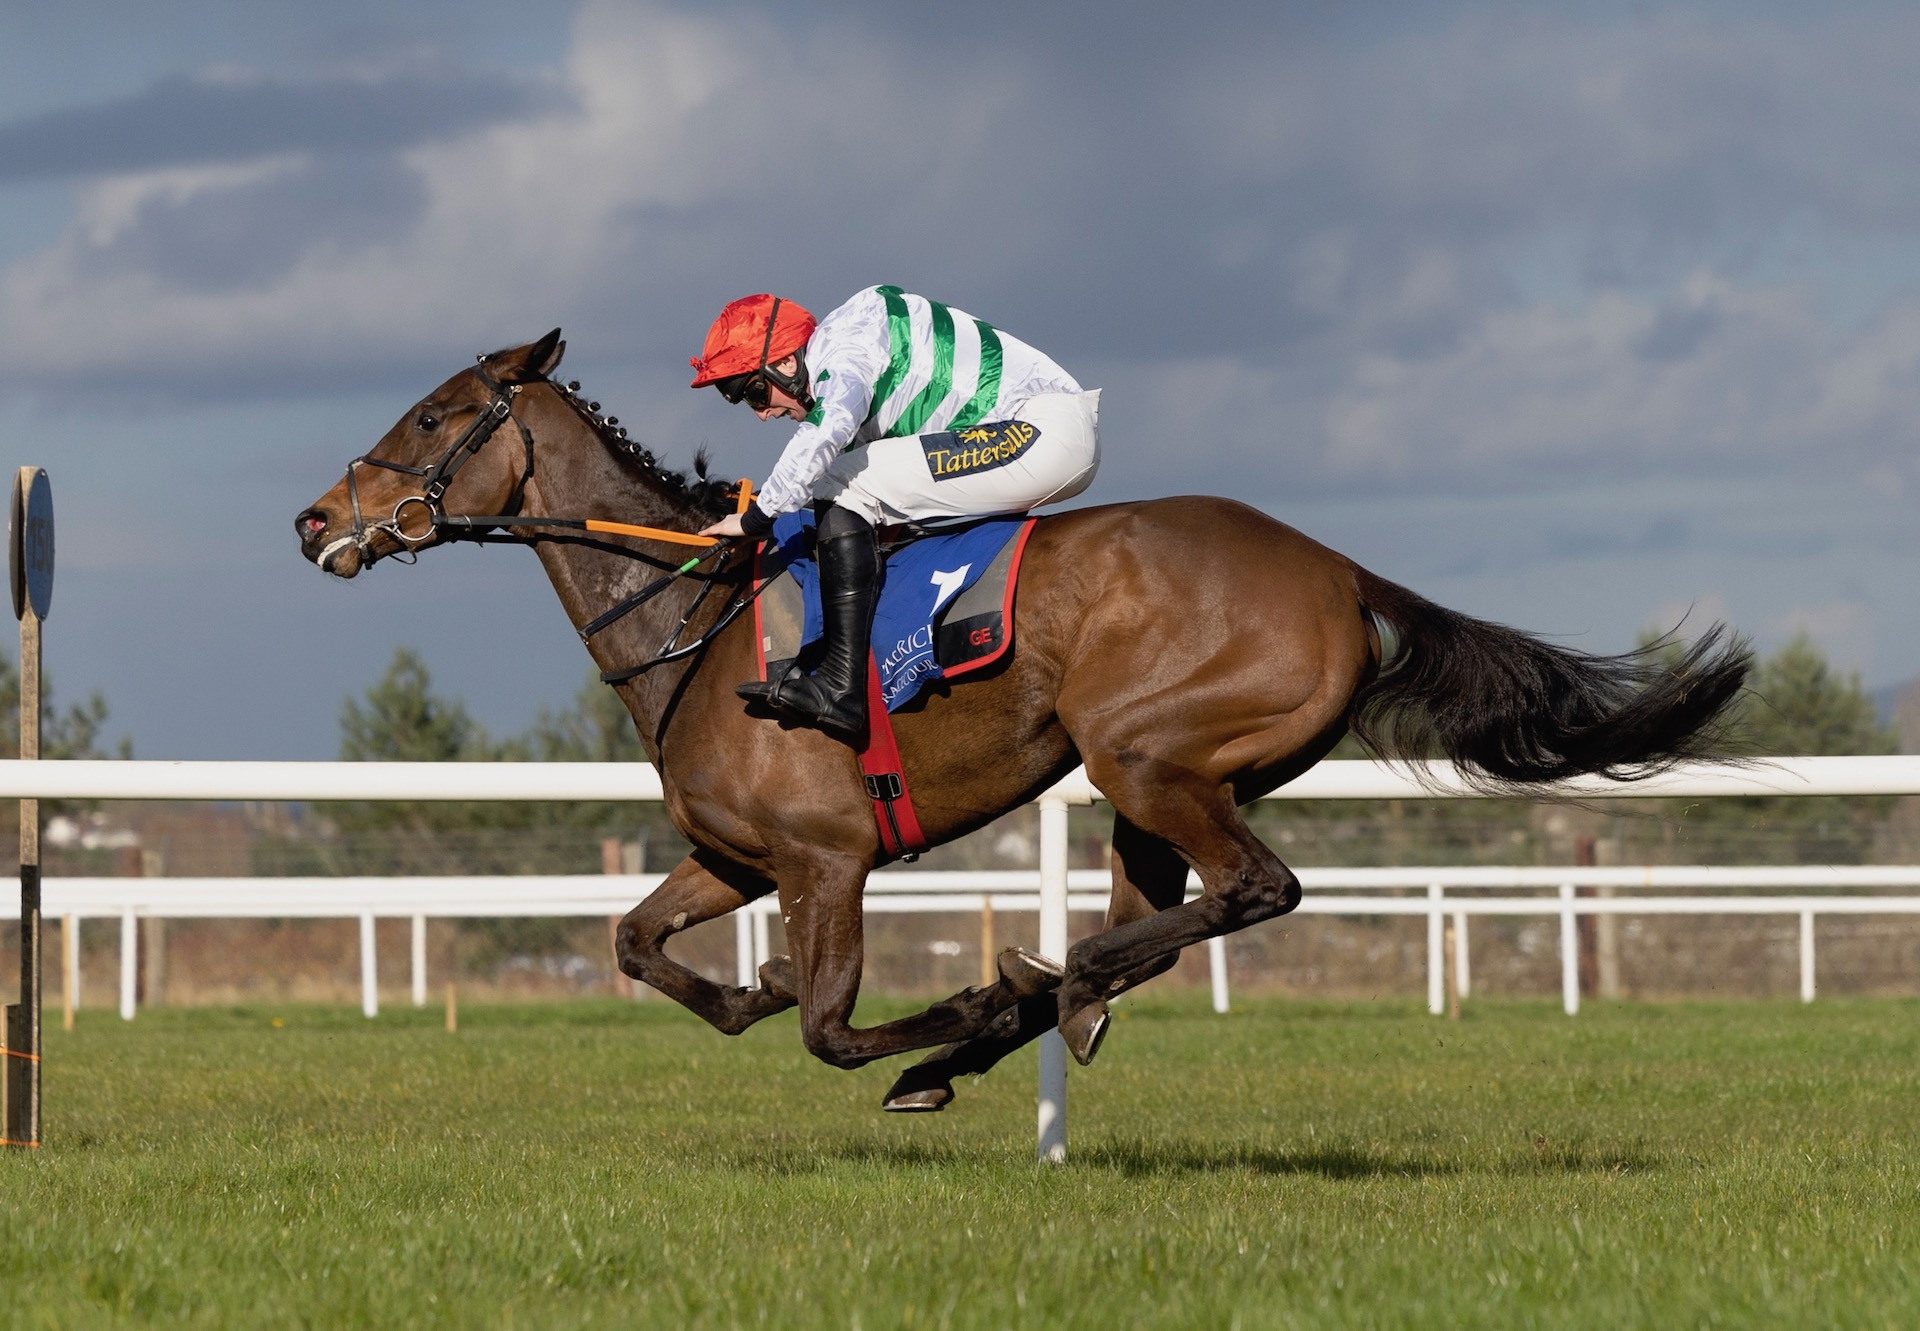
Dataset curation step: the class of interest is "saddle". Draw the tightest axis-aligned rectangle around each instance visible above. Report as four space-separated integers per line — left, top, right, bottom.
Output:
753 512 1036 713
752 512 1038 860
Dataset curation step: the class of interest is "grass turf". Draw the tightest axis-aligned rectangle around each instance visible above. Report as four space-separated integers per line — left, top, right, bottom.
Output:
3 994 1917 1329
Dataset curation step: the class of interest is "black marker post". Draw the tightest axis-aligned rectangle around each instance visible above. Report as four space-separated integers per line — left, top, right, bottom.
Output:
5 467 51 1149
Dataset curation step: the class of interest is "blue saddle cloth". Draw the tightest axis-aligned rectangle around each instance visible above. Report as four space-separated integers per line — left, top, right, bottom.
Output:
761 511 1031 711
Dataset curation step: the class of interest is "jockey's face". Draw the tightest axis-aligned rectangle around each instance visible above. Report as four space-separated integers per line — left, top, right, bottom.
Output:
752 356 808 422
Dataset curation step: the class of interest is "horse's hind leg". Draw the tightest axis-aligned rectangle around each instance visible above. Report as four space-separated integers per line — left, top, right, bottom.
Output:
778 849 1064 1071
882 816 1190 1111
1056 758 1301 1065
615 850 796 1035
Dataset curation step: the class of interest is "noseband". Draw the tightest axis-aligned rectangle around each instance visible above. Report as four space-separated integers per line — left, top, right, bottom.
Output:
335 360 535 568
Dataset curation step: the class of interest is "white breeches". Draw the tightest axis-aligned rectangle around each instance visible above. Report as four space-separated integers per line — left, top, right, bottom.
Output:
813 390 1101 524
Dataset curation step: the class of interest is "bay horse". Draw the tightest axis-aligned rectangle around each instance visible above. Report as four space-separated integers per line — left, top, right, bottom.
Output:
294 331 1750 1111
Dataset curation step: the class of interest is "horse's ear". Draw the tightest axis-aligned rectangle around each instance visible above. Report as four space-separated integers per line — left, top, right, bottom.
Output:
530 328 566 378
489 328 565 384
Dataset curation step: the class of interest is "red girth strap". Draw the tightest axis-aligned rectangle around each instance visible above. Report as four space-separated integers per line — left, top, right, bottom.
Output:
859 660 927 860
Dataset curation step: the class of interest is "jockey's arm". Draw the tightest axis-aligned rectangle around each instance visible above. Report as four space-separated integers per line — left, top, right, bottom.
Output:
733 302 890 536
748 370 875 523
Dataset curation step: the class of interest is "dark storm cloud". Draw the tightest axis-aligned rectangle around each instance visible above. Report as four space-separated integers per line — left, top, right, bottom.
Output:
959 5 1920 361
0 67 568 181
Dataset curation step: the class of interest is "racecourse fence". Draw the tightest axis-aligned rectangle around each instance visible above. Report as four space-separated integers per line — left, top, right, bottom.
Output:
13 866 1920 1025
6 754 1920 1162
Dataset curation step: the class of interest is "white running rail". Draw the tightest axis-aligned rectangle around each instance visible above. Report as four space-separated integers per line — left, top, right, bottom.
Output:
16 865 1919 1020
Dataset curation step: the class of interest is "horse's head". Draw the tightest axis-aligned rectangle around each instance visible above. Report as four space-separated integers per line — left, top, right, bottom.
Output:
295 329 566 578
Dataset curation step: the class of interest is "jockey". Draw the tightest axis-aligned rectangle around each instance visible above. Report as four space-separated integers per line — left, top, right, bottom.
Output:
693 285 1099 741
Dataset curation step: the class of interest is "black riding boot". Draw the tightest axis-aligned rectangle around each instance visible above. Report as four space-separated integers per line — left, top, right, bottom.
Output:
736 505 879 741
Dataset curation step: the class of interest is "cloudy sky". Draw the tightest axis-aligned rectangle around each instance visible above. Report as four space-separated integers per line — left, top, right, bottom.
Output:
4 0 1918 759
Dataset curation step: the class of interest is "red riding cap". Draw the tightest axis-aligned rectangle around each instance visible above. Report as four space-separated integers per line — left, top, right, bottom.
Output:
689 293 818 388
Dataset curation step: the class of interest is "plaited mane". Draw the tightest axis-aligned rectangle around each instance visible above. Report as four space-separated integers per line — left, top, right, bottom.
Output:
545 375 735 522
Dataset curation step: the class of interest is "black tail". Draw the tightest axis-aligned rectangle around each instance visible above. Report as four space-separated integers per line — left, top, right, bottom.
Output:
1348 566 1752 793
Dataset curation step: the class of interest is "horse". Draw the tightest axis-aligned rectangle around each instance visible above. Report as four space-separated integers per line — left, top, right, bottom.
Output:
294 330 1751 1111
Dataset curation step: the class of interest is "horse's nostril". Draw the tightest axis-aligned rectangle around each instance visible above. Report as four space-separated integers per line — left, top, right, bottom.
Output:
297 508 329 537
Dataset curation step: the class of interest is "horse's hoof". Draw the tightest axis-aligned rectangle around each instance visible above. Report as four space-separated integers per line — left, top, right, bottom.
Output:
998 947 1065 999
758 955 798 1002
1060 1000 1111 1067
882 1086 952 1113
884 1047 961 1112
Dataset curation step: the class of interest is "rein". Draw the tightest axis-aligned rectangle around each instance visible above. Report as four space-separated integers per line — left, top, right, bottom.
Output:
337 358 769 682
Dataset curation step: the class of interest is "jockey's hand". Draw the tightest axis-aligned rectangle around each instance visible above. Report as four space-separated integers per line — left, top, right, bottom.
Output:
698 513 746 540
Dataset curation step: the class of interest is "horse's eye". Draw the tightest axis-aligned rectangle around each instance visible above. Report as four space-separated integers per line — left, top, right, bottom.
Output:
417 412 440 431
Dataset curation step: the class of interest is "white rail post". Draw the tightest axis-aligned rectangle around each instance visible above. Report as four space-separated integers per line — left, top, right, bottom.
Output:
119 909 137 1021
735 910 754 989
1800 910 1816 1003
1427 883 1445 1015
1037 793 1070 1165
410 914 427 1008
752 907 771 974
360 912 378 1018
1452 909 1470 1000
1559 884 1579 1016
1207 937 1229 1014
63 914 79 1023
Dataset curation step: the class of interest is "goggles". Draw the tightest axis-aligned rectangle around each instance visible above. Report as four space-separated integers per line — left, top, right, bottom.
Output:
714 371 774 411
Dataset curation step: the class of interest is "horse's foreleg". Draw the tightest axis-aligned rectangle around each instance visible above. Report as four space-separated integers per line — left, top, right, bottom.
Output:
882 815 1190 1111
780 851 1063 1071
614 851 795 1035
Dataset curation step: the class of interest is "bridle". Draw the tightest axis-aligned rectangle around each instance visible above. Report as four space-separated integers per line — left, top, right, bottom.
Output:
325 355 769 685
329 359 534 570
